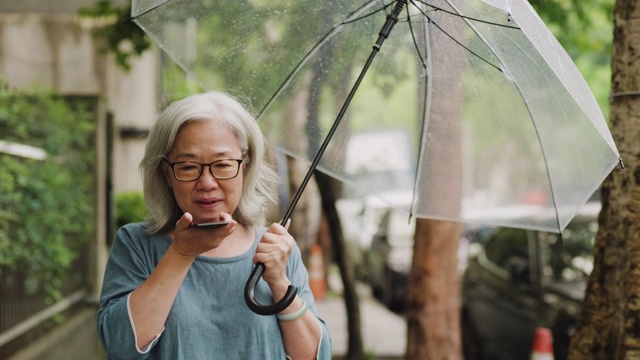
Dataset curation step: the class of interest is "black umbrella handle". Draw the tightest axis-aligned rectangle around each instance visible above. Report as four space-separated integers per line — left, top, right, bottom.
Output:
244 262 297 315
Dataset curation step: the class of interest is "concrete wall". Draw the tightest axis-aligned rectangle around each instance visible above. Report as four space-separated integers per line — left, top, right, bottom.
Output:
0 11 158 194
107 47 159 192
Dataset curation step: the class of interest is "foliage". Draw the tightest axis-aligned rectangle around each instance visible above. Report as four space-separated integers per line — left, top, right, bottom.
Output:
530 0 614 116
0 81 96 300
79 0 150 71
160 59 204 104
115 191 147 229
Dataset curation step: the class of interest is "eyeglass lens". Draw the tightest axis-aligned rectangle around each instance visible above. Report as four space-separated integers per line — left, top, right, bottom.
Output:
173 160 240 181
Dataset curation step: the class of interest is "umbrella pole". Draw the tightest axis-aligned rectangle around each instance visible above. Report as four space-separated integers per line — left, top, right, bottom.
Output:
281 0 407 225
245 0 408 315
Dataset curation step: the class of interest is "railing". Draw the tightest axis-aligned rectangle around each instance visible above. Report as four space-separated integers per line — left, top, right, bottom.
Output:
0 248 89 359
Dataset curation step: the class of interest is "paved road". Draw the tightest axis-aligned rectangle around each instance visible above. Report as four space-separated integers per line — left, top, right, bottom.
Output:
315 283 406 359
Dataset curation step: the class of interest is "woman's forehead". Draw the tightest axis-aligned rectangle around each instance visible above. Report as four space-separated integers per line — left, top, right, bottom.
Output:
170 121 242 157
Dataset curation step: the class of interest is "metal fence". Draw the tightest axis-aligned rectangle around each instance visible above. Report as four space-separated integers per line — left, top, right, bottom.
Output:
0 251 89 359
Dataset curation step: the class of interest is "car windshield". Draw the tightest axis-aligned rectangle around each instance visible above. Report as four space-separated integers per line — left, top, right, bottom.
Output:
538 218 597 283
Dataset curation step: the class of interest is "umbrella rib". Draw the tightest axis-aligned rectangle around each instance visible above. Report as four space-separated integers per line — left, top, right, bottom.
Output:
406 4 427 69
129 0 173 21
530 114 563 234
410 2 503 72
413 0 520 29
342 1 395 25
411 19 431 221
257 2 388 119
405 1 429 219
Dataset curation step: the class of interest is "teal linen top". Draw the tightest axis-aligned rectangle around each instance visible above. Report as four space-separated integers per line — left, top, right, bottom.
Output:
97 223 332 360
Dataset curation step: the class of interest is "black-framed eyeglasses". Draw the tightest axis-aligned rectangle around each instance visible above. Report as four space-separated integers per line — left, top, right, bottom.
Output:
164 158 243 182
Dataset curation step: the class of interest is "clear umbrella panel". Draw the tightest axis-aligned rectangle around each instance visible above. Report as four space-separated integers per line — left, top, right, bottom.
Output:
131 0 620 233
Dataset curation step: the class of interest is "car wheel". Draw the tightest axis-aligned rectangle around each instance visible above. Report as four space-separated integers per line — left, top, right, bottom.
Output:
461 312 483 360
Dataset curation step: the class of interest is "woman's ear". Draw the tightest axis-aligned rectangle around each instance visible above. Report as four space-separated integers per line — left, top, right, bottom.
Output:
162 162 173 188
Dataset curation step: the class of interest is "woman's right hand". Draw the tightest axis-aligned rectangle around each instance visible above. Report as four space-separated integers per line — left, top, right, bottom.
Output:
170 212 236 256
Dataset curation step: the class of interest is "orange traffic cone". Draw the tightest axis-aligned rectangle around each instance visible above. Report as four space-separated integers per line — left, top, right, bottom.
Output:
530 327 554 360
308 244 326 299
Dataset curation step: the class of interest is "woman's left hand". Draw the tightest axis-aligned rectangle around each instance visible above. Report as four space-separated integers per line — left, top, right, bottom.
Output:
254 219 294 291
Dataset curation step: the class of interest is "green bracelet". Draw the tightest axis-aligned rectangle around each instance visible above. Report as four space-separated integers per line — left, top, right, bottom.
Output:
276 298 308 321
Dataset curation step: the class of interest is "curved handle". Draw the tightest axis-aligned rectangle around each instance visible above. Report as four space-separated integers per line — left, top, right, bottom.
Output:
244 262 298 315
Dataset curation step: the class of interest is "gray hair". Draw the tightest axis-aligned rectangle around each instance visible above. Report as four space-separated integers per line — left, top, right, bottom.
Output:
140 91 279 233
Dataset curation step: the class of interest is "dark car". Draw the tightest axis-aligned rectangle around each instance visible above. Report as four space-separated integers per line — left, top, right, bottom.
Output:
461 203 599 360
365 208 488 310
366 208 414 310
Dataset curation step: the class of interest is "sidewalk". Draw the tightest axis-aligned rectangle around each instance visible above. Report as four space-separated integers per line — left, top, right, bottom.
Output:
315 282 406 359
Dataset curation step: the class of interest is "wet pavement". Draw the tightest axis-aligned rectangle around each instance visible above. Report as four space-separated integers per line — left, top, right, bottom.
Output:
315 282 406 359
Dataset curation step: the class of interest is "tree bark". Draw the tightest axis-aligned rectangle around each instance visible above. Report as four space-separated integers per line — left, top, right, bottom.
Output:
315 172 365 360
407 219 462 360
568 0 640 358
283 77 322 255
405 8 464 359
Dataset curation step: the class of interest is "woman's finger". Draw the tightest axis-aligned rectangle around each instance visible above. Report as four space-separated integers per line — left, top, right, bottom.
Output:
177 212 193 231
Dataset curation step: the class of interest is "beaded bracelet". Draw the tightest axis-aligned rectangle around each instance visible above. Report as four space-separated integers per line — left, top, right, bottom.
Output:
276 298 308 322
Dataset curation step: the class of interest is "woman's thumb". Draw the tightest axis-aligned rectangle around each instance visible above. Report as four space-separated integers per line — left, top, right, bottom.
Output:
177 212 193 230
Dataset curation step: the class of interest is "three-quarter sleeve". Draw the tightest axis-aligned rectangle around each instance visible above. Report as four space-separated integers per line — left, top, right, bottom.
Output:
97 225 161 360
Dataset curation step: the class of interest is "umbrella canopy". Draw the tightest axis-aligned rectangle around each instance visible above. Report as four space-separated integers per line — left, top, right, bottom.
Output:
131 0 620 234
131 0 621 316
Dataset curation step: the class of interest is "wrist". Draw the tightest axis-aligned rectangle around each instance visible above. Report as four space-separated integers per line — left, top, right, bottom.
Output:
167 244 197 262
276 297 308 321
268 278 293 300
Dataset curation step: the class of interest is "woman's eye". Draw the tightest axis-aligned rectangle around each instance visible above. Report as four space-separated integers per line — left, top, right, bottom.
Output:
178 164 199 171
214 161 233 168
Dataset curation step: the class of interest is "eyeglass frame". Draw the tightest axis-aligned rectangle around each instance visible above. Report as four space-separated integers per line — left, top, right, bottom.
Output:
163 157 244 182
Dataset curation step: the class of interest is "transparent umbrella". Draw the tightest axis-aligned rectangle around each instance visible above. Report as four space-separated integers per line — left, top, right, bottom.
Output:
131 0 622 314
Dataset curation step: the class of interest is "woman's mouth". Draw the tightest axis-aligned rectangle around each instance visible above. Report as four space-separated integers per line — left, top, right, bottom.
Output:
196 198 220 209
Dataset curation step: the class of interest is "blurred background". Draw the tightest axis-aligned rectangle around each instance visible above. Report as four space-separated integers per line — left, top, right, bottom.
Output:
0 0 614 359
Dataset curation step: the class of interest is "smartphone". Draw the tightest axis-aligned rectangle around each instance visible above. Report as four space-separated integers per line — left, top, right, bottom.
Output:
189 221 229 228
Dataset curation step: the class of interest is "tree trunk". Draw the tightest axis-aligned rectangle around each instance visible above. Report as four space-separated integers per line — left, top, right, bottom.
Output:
315 172 365 360
405 9 463 358
567 0 640 358
283 74 322 254
305 39 365 356
406 219 462 360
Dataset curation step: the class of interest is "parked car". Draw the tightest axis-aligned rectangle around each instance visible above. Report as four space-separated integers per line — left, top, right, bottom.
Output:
366 207 415 310
461 202 600 360
365 207 487 310
336 191 413 280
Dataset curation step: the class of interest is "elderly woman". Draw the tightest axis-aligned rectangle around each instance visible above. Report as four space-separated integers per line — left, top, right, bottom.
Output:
97 92 332 359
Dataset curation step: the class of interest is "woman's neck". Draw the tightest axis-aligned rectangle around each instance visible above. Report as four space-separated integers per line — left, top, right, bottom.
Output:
203 224 255 257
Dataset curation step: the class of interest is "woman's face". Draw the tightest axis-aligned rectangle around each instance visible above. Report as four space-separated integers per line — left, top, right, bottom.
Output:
164 120 244 224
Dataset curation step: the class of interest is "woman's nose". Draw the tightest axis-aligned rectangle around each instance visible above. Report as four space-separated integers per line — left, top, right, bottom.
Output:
196 165 219 188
